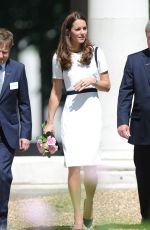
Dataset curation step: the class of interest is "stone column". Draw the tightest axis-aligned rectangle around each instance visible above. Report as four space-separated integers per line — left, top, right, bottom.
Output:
18 46 42 139
88 0 148 159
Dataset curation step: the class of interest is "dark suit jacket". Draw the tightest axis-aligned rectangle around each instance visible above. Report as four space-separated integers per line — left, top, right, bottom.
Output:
117 48 150 145
0 59 32 149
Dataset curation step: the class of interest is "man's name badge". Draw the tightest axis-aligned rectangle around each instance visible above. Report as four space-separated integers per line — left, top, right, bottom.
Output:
10 82 18 90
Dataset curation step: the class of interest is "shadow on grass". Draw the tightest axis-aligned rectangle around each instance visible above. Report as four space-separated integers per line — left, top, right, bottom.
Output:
95 223 150 229
24 226 71 230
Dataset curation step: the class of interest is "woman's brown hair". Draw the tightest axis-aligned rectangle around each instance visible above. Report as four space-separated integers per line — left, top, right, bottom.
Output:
56 11 93 71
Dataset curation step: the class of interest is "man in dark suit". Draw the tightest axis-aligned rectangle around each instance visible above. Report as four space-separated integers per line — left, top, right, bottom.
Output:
117 21 150 223
0 28 32 229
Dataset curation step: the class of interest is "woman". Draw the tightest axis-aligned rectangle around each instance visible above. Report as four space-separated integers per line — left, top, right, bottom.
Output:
44 11 110 230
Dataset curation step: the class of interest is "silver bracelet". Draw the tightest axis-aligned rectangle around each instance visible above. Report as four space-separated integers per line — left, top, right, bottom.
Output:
94 78 98 87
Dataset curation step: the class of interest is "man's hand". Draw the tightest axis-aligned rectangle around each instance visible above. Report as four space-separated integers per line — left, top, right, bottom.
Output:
19 138 30 152
117 124 131 139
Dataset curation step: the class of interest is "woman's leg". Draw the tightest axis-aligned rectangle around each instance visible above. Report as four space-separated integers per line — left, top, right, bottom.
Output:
68 167 83 227
83 166 98 219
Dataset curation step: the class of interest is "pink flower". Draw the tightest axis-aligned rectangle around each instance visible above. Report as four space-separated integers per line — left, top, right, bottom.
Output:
47 136 56 146
36 140 44 154
48 145 58 154
36 128 58 157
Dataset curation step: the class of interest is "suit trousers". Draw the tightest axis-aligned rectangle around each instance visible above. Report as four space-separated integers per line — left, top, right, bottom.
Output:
0 128 14 228
134 145 150 220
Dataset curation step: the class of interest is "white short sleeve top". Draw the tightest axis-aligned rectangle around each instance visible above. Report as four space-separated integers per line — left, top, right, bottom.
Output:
52 47 108 91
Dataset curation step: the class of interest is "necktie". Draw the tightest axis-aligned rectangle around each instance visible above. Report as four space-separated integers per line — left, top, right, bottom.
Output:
0 65 3 93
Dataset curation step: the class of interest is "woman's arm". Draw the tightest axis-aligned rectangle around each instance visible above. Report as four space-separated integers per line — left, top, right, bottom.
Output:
43 79 63 133
74 72 111 92
94 47 111 92
93 71 111 92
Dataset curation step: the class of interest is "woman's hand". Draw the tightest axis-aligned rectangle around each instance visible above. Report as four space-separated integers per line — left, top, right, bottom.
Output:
43 122 54 134
74 77 96 91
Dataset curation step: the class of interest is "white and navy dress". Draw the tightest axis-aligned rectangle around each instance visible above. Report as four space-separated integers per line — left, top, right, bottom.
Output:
52 47 108 167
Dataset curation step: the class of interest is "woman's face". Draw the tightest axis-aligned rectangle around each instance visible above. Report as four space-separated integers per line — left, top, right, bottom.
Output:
69 19 87 49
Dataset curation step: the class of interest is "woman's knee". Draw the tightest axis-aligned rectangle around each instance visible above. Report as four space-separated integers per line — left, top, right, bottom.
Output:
68 166 81 178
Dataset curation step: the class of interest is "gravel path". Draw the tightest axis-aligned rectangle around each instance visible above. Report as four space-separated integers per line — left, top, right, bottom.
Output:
8 189 146 230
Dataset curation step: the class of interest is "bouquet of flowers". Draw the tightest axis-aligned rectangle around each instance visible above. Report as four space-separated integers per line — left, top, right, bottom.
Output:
36 122 58 158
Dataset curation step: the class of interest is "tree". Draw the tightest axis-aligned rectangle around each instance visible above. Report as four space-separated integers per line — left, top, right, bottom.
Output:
0 0 70 119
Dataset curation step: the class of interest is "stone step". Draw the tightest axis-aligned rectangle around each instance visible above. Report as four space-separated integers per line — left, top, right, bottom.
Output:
12 155 136 189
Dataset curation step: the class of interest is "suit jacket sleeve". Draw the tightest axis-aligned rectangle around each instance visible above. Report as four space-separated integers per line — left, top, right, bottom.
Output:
117 56 134 127
18 65 32 140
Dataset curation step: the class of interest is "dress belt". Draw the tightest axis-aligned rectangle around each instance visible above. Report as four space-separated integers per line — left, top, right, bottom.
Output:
66 88 97 95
